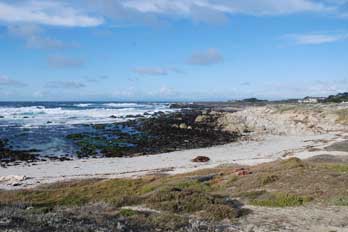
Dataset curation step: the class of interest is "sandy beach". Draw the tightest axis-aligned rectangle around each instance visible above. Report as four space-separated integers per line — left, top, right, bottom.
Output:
0 103 346 189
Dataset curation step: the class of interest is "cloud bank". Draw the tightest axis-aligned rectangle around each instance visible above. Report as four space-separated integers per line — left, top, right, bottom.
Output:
47 55 84 68
0 1 103 27
0 75 26 87
284 32 348 45
1 0 347 28
188 48 224 65
45 81 86 89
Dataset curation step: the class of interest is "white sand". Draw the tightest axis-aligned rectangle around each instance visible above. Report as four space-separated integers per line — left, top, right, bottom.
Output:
0 132 344 190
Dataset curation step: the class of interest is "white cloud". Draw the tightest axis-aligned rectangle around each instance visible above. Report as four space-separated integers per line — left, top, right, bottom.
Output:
284 33 348 45
47 55 84 68
83 75 109 83
110 85 179 99
87 0 341 25
132 67 182 76
0 1 103 27
7 24 71 49
0 75 26 87
133 67 169 76
187 48 224 65
122 0 330 16
0 0 345 29
45 81 86 89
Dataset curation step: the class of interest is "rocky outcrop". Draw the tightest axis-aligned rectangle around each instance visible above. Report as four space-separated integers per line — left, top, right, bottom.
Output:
0 175 29 186
218 104 347 136
66 110 240 159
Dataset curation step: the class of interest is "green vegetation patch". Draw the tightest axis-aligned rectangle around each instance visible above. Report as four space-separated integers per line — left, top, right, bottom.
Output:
244 191 312 207
119 208 138 217
144 213 189 231
0 179 146 208
280 157 306 169
331 196 348 206
199 204 239 222
322 164 348 173
260 175 279 185
142 179 241 221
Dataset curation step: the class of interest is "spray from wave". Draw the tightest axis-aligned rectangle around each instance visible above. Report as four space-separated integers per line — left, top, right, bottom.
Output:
0 102 174 127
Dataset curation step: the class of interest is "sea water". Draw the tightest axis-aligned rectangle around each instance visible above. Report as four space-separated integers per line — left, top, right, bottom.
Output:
0 102 174 157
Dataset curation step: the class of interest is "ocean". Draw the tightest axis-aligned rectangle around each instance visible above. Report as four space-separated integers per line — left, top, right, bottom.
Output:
0 102 174 157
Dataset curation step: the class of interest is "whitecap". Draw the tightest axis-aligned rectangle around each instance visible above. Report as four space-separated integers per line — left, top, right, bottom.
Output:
74 103 93 107
0 103 175 127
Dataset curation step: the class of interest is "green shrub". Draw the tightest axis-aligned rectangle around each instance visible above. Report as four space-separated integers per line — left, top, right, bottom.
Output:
260 175 279 185
332 196 348 206
250 192 312 207
119 208 137 217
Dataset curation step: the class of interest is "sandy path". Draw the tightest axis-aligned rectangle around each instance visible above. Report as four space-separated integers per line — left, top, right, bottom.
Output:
0 132 344 190
239 205 348 232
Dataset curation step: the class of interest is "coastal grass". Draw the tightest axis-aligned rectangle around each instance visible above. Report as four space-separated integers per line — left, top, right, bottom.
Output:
335 109 348 125
331 196 348 206
273 105 299 114
249 192 312 207
322 164 348 173
1 156 348 222
119 208 138 217
0 178 146 207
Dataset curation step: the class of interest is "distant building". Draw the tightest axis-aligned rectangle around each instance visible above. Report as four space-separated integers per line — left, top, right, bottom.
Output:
298 96 324 104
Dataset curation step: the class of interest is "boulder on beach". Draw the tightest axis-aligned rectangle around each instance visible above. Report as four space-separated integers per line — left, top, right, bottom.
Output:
192 156 210 163
179 123 188 129
0 175 29 186
195 115 208 123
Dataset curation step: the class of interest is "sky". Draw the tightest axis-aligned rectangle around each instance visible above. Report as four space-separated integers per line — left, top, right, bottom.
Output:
0 0 348 101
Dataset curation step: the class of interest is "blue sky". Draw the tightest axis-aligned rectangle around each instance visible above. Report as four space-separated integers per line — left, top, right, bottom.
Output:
0 0 348 101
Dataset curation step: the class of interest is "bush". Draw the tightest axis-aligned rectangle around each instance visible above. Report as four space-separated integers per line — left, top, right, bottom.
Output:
250 192 312 207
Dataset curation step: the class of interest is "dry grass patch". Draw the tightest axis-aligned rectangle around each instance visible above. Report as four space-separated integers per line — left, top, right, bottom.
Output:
211 157 348 206
335 109 348 125
1 155 348 217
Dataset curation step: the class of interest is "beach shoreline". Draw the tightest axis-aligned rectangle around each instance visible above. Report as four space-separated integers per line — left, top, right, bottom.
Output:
2 103 348 189
2 103 348 231
0 131 344 189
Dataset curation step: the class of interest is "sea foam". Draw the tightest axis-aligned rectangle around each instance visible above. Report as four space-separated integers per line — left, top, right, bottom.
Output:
0 102 173 127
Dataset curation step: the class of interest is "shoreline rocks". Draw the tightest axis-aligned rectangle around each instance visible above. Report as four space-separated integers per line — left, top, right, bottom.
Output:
0 109 241 165
192 156 210 163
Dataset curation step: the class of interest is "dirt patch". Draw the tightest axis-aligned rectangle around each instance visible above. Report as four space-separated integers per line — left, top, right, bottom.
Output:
325 140 348 152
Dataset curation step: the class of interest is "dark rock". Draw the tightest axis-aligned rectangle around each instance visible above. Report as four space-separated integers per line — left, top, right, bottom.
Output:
192 156 210 163
153 111 165 117
169 103 183 108
0 139 38 166
110 115 118 118
234 168 252 176
59 157 72 162
191 174 217 182
64 109 240 159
